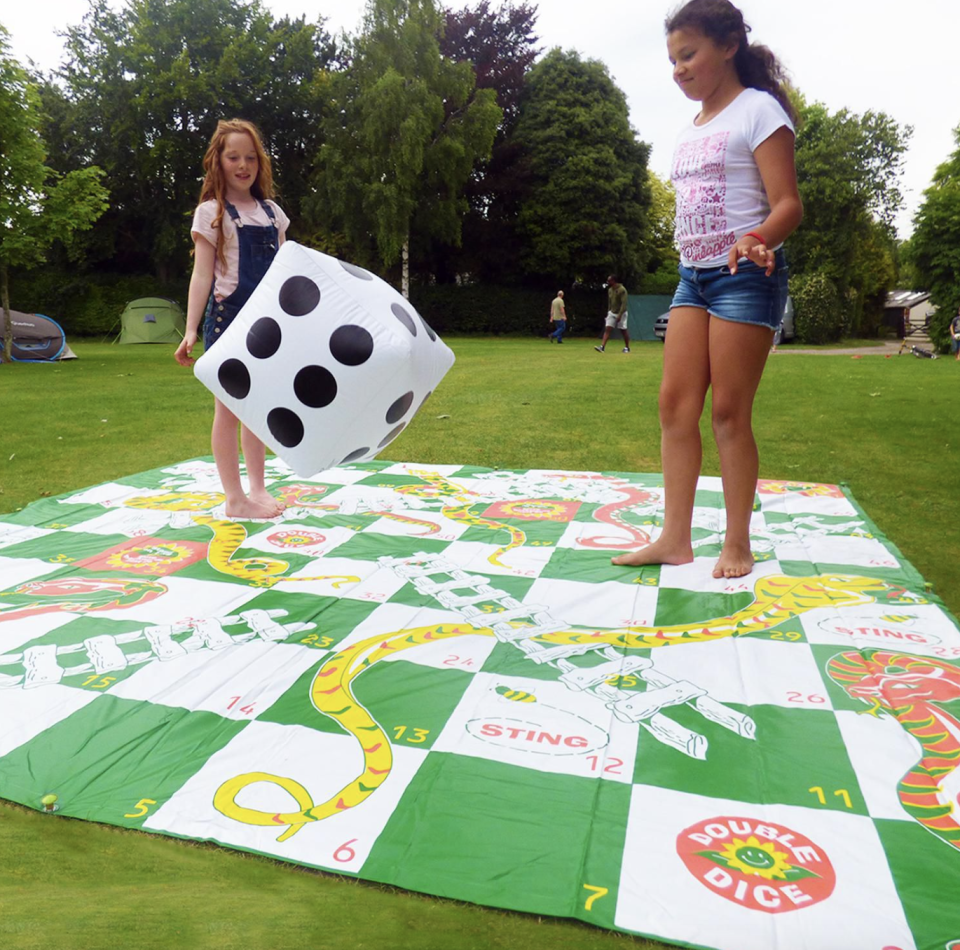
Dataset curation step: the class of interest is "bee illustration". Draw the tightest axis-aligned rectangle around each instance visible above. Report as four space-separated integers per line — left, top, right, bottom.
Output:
495 685 537 703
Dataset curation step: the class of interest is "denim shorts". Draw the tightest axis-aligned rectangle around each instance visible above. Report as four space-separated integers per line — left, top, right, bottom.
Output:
671 250 789 330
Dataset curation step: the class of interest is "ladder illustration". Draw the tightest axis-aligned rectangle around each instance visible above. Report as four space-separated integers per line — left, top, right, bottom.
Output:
380 552 755 759
0 610 315 690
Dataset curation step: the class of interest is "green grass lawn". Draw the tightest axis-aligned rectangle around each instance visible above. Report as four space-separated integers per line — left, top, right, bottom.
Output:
0 337 958 950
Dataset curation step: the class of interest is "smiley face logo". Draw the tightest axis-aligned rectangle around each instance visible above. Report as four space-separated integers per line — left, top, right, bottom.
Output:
677 816 836 913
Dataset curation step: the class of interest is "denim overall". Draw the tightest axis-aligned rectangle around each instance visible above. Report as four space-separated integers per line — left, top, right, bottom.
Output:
203 199 279 350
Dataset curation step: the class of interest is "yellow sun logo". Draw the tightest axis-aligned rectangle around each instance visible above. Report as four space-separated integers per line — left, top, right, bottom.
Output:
107 543 191 568
500 501 565 520
717 837 793 880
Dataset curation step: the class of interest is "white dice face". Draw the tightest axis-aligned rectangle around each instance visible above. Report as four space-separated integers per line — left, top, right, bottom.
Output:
194 242 455 477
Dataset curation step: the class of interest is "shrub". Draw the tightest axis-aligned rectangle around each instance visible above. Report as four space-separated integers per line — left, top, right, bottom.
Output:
11 266 617 338
636 260 680 296
9 267 188 337
410 285 606 336
790 271 843 344
928 302 959 353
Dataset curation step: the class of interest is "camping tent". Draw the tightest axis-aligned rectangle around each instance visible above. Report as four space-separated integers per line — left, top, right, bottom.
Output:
118 297 185 344
0 311 77 361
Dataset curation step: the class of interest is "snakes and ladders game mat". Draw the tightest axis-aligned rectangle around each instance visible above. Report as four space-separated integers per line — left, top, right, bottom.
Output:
1 458 959 950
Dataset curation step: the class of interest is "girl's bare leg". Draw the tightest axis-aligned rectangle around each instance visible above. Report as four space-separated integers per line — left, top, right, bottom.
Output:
707 317 773 578
211 399 280 519
613 307 711 567
240 424 284 514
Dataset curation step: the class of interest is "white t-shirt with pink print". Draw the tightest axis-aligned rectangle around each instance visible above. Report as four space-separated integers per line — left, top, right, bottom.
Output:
671 88 794 268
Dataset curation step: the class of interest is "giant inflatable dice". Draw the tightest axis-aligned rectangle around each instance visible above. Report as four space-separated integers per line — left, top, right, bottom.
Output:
194 242 455 477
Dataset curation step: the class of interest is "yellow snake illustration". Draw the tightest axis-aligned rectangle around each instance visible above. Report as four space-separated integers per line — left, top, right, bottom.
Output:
215 572 922 839
120 493 358 589
397 470 525 568
125 491 224 511
125 491 433 587
193 515 359 589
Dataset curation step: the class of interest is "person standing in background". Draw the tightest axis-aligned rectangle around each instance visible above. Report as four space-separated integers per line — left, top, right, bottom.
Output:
595 275 631 353
548 290 567 343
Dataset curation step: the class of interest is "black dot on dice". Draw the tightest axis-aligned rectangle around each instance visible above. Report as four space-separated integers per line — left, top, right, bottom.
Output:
339 260 373 281
267 407 304 448
341 447 370 463
330 325 374 366
378 423 406 448
391 303 417 337
419 315 437 341
247 317 281 359
294 365 337 408
386 391 414 424
279 276 320 316
218 359 251 399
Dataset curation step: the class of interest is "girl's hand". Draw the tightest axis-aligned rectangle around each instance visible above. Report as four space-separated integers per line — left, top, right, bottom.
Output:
728 237 775 276
175 331 199 366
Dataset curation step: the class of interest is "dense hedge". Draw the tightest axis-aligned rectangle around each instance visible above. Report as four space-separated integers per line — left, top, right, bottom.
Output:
790 271 843 345
9 266 612 338
411 285 606 336
9 267 188 338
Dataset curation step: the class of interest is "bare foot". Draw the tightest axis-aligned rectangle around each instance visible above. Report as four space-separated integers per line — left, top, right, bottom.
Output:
224 495 284 520
612 539 694 567
712 542 754 578
249 488 286 516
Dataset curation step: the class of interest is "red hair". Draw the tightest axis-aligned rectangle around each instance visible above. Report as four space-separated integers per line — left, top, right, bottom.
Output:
198 119 275 269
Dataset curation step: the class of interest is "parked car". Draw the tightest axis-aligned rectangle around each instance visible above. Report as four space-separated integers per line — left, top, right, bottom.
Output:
654 296 795 342
653 311 670 340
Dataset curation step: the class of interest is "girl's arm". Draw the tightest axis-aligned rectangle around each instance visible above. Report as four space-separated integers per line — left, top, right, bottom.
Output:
728 126 804 275
174 235 216 366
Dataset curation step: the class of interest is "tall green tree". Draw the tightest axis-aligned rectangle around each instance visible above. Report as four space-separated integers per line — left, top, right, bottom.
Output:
507 48 651 288
790 98 910 334
0 26 107 361
313 0 501 294
907 125 960 348
45 0 334 279
642 170 679 293
429 0 539 283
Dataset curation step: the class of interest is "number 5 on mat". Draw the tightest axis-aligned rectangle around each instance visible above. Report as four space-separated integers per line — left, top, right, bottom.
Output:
124 798 157 819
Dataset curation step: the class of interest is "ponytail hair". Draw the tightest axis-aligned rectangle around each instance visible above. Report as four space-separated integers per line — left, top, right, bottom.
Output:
665 0 797 125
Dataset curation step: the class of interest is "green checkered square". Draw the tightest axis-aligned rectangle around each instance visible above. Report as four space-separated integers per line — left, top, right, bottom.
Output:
388 572 535 610
540 547 659 585
0 530 128 564
653 587 753 628
260 655 474 750
873 818 960 950
632 704 868 815
0 694 245 828
363 753 619 917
